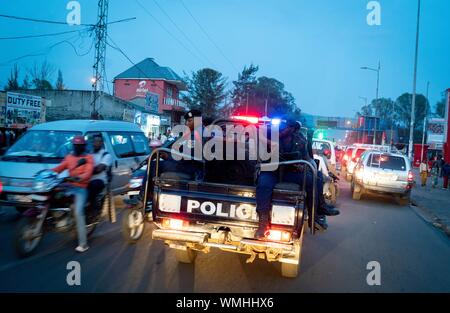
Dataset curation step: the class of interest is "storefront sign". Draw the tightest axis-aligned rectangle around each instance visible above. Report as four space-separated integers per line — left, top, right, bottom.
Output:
4 92 43 127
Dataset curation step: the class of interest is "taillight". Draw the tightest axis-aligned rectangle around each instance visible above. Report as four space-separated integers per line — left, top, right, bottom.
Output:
162 218 188 230
265 229 291 242
355 165 364 180
407 171 414 182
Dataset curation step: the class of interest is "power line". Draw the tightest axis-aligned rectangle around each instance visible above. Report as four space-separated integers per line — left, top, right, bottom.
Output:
179 0 237 71
151 0 215 68
0 14 135 27
134 0 207 67
0 13 93 26
0 28 93 40
0 31 93 66
107 17 136 25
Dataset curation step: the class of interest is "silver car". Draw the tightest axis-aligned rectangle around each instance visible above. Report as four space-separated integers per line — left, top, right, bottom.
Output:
351 150 414 205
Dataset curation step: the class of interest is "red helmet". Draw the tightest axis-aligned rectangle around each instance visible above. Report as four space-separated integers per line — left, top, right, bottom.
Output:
72 135 86 145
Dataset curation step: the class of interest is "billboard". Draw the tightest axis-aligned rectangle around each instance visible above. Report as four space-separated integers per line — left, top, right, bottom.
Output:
3 92 44 127
427 118 445 149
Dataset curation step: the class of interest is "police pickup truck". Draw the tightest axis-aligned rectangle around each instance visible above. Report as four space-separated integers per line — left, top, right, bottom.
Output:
122 116 317 278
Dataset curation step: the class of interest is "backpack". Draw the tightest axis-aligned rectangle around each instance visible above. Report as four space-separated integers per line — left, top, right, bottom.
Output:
102 151 113 183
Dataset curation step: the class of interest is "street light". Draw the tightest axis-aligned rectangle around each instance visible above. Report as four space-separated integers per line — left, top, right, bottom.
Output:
361 61 381 145
408 0 422 160
420 81 430 163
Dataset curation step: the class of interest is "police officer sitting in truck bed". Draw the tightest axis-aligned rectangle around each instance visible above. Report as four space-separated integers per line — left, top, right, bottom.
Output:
255 119 339 239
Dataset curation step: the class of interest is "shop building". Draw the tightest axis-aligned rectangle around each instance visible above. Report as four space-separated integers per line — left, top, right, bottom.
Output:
113 58 188 137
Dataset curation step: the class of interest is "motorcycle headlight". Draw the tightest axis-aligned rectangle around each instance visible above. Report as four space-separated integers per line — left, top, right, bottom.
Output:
33 170 58 192
128 177 144 189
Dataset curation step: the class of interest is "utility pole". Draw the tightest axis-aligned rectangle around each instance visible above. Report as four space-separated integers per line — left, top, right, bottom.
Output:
408 0 421 159
390 100 395 146
91 0 109 119
361 61 381 145
420 81 430 163
264 85 269 117
374 61 380 145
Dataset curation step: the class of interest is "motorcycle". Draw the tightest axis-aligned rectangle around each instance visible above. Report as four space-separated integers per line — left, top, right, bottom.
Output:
324 172 340 207
14 159 109 257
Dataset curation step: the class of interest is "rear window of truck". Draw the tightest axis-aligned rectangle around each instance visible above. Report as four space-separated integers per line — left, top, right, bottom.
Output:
369 154 406 171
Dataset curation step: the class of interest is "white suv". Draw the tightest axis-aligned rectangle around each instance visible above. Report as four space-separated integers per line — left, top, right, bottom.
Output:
351 150 414 205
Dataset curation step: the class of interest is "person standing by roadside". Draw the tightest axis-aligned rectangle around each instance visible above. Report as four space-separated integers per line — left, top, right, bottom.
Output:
442 162 450 190
419 158 429 187
430 156 439 188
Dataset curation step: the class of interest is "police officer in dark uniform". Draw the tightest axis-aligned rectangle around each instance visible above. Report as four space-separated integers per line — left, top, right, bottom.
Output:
255 119 339 239
125 109 204 206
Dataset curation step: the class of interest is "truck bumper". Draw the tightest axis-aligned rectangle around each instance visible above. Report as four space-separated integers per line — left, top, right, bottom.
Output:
152 228 295 253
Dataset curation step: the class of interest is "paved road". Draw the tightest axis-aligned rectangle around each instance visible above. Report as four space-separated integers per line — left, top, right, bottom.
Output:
1 181 450 293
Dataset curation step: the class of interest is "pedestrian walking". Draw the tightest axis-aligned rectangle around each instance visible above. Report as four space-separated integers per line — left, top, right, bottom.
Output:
438 155 445 178
430 157 439 188
442 162 450 190
419 159 429 187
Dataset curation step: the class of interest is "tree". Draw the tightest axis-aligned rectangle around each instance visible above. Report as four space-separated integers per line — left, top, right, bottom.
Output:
5 64 20 91
395 93 429 129
252 76 299 118
229 64 299 119
435 96 446 118
55 69 65 90
230 64 259 112
22 74 31 89
181 68 227 119
29 61 55 90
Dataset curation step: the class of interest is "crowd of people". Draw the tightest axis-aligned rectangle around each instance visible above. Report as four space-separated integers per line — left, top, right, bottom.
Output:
419 155 450 189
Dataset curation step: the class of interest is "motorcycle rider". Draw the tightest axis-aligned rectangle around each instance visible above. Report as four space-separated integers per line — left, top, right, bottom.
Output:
88 134 112 213
255 120 339 239
52 135 94 252
322 148 339 178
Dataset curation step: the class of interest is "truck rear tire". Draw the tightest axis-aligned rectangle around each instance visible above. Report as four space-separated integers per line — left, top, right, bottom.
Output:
121 209 145 244
395 194 410 206
175 248 197 264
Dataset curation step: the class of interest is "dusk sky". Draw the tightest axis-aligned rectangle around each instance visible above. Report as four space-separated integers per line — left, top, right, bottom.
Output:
0 0 449 117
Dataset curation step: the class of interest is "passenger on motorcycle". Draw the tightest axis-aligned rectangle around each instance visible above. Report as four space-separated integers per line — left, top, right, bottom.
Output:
51 135 94 252
88 134 112 213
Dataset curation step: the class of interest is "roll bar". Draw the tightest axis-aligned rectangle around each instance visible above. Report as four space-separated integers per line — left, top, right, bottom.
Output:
144 148 317 235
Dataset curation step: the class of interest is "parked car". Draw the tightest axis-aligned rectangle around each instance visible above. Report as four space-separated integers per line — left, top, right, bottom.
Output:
351 150 414 205
0 120 150 213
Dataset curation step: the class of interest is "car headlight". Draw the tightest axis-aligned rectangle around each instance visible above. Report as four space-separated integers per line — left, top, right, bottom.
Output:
128 177 144 189
271 205 296 226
